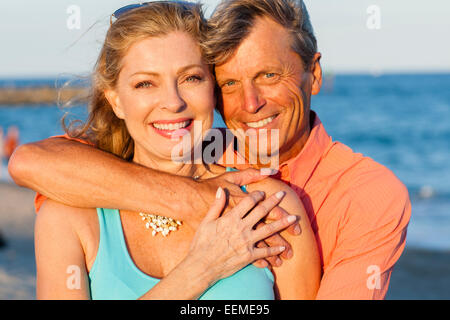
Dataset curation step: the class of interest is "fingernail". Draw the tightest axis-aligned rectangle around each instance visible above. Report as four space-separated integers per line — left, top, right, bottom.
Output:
276 258 282 266
275 191 286 199
216 187 223 199
287 215 297 223
279 246 286 252
294 224 301 235
287 249 293 259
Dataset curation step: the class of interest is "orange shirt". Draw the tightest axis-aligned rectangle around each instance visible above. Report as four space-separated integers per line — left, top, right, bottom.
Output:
225 111 411 299
35 112 411 299
4 135 19 159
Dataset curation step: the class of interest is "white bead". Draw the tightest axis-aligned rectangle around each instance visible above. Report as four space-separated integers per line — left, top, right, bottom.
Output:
140 212 182 237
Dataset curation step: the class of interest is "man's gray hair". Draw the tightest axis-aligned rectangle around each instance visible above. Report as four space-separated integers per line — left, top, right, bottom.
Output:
203 0 317 67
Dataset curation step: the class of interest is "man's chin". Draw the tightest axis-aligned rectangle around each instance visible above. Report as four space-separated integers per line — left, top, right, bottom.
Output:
242 149 281 169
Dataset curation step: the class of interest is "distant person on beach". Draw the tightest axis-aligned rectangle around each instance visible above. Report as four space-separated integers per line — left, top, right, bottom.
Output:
9 0 411 299
0 127 5 247
11 2 320 300
3 126 19 161
0 127 3 175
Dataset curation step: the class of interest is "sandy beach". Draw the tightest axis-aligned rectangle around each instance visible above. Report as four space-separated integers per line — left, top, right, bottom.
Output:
0 182 36 299
0 182 449 300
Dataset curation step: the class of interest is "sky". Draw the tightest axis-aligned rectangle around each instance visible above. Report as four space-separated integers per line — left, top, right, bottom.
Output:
1 0 449 77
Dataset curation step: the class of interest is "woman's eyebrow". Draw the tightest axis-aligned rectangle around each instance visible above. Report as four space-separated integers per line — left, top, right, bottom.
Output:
177 64 204 75
130 65 203 78
130 71 160 77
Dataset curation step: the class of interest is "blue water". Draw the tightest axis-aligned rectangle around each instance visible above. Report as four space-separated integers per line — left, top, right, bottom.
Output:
1 74 449 251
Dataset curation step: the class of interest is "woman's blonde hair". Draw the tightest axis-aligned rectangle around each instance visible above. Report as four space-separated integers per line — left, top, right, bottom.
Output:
63 2 208 161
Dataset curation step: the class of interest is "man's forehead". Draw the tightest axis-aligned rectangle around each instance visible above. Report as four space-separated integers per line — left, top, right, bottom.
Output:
215 16 297 78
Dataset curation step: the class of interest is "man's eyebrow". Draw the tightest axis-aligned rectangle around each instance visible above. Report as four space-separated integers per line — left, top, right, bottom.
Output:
255 66 282 76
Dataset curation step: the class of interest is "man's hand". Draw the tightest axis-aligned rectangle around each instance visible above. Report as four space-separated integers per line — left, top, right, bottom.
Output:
191 168 301 268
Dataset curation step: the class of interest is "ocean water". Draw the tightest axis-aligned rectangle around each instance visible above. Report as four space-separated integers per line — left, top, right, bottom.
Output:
1 74 449 251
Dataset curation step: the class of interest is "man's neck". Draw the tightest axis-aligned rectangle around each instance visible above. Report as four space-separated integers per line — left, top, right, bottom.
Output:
233 112 315 170
277 111 315 166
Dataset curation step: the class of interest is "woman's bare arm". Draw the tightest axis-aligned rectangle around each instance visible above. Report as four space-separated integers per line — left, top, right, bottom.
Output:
35 199 213 300
247 179 322 299
35 191 295 300
35 200 92 299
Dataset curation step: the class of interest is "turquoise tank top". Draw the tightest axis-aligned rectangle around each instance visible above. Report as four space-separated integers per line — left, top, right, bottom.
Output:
88 207 275 300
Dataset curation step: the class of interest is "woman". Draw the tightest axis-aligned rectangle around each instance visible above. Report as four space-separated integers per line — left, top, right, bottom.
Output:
35 2 321 299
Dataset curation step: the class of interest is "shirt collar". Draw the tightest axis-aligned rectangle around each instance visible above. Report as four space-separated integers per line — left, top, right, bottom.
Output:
281 111 333 189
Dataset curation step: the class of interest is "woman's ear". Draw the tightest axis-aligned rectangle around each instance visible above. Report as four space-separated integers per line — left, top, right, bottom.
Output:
105 89 125 120
310 52 323 96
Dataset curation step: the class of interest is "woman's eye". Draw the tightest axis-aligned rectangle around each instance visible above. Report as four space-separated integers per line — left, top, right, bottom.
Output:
186 75 202 83
135 81 153 89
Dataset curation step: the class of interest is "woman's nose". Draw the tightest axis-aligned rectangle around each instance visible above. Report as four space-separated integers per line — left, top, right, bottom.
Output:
161 84 187 113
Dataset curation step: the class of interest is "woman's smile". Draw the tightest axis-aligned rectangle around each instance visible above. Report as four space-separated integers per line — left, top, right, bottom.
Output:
150 118 194 139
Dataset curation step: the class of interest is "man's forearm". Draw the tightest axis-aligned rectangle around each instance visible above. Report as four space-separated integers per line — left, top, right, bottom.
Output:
8 138 203 221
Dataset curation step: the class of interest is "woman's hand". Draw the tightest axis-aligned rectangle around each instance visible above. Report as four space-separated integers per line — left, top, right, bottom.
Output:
186 187 298 287
197 170 301 268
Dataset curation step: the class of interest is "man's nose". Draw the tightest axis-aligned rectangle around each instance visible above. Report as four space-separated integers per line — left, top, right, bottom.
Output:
242 83 266 113
161 84 187 113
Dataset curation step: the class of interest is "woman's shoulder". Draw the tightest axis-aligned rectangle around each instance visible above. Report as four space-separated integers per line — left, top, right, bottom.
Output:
36 200 99 254
37 199 97 226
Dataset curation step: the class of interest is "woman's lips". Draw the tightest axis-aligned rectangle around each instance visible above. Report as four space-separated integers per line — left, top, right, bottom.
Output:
150 118 194 139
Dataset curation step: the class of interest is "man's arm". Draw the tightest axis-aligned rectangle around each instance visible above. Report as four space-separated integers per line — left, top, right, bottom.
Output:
8 137 263 227
316 172 411 300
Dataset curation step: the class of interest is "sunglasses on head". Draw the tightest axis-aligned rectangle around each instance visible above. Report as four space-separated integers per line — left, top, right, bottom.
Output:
110 1 196 25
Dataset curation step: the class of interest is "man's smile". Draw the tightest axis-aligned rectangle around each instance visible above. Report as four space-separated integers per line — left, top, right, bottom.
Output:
245 114 279 129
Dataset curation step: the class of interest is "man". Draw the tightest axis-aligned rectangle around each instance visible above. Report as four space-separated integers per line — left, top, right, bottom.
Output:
9 0 410 299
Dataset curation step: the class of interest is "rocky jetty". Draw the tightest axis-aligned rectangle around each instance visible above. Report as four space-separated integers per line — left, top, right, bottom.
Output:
0 86 88 105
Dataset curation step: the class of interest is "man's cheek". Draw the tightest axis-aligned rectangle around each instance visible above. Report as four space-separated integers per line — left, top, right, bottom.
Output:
222 98 241 121
276 78 302 101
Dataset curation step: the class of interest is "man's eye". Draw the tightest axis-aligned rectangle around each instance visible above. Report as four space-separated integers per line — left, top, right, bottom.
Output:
135 81 153 89
224 80 236 87
265 73 276 78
